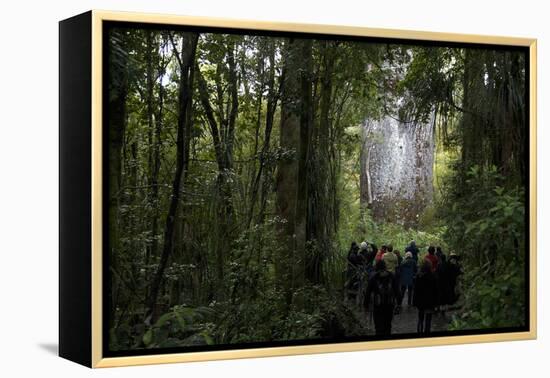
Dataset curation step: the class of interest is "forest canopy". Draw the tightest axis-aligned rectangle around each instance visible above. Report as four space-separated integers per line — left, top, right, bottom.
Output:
106 25 528 352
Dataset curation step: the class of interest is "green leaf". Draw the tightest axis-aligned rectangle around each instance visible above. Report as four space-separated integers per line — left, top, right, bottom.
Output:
478 222 488 233
143 329 153 346
201 332 214 345
155 312 173 328
174 312 186 330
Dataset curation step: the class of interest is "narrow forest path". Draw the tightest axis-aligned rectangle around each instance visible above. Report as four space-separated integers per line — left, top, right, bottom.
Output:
390 304 450 335
355 303 452 336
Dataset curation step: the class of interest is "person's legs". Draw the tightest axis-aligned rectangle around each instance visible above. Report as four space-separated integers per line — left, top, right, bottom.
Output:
407 285 413 306
395 275 402 304
385 305 394 335
348 276 357 302
373 306 383 335
417 309 425 333
425 312 433 334
400 286 406 305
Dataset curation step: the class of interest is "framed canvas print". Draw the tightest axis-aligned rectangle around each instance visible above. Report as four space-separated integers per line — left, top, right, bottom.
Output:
59 10 537 368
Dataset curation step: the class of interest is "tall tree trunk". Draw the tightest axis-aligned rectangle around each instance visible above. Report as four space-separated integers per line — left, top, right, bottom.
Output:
145 31 155 268
276 39 300 298
107 29 129 322
461 49 484 173
149 40 166 268
305 41 335 284
247 42 280 228
360 122 374 211
195 39 240 292
276 38 313 301
146 32 199 321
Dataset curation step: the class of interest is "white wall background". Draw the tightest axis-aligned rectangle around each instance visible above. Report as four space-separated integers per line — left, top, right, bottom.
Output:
0 0 546 376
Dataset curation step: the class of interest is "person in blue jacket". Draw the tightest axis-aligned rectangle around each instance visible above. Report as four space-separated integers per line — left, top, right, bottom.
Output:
405 240 420 262
399 251 417 306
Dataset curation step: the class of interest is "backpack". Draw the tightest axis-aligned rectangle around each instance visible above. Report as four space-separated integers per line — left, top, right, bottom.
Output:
373 273 395 306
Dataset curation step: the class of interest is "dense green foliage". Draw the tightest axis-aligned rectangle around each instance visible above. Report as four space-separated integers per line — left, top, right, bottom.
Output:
444 166 526 329
401 45 528 331
106 26 527 351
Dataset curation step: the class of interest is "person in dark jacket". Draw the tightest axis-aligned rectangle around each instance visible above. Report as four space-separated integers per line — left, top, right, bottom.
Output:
348 242 359 264
413 259 438 334
399 251 417 306
365 260 400 336
405 240 420 262
436 246 445 262
435 248 450 310
346 242 360 301
446 252 462 305
395 250 403 266
364 242 377 280
392 249 403 314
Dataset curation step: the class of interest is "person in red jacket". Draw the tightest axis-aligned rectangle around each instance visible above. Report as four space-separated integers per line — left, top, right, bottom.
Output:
375 245 387 264
425 246 439 272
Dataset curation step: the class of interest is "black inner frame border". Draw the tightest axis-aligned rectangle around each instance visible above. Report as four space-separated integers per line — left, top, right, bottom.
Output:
102 19 531 358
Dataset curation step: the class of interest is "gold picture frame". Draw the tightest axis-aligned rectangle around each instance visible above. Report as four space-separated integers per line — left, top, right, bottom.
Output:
59 9 537 368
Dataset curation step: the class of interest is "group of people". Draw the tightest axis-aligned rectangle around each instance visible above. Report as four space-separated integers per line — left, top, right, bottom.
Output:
346 240 462 336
